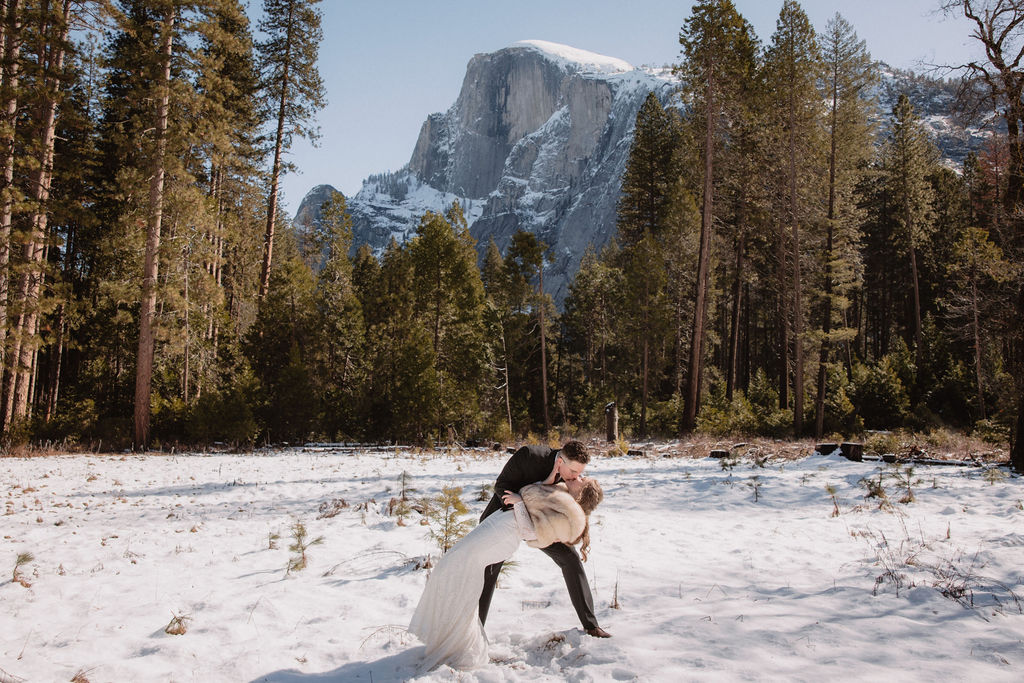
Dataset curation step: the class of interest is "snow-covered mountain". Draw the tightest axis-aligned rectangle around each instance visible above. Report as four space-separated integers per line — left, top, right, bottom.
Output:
296 41 675 302
294 44 989 303
872 63 989 167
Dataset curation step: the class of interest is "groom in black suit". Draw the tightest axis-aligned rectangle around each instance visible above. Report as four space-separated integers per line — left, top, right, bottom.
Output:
478 440 612 638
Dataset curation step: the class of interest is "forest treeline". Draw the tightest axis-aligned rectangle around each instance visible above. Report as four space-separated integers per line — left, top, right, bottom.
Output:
1 0 1022 470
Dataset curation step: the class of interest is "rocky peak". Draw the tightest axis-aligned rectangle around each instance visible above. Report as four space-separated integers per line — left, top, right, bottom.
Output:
318 40 673 302
295 47 989 305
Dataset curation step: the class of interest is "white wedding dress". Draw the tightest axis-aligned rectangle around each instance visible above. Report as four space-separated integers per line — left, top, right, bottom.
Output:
409 509 522 671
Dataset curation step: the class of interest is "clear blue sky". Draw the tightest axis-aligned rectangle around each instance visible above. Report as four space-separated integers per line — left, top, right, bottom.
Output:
275 0 982 215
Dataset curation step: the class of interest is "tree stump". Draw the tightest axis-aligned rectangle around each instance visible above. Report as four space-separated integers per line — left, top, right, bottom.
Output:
816 443 839 455
840 442 864 462
605 402 618 442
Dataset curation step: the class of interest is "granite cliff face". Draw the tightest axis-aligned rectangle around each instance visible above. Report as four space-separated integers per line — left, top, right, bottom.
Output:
294 45 988 304
297 41 675 303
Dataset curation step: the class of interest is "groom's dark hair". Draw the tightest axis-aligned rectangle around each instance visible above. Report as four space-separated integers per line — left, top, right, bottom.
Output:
560 440 589 464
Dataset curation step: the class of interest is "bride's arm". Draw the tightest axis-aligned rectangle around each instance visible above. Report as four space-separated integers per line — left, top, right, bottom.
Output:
502 491 538 540
512 500 538 540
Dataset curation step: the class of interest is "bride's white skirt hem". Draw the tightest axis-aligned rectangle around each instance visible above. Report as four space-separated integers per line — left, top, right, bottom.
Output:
409 510 521 671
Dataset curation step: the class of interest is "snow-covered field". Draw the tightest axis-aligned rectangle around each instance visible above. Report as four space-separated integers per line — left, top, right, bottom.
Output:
2 444 1022 682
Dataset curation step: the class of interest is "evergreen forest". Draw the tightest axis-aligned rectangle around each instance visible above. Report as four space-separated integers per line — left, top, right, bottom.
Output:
1 0 1022 471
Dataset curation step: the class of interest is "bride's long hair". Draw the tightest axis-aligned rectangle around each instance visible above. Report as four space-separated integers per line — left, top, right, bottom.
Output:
571 479 603 562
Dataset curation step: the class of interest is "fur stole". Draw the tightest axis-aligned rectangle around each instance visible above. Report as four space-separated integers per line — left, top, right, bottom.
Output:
519 483 585 549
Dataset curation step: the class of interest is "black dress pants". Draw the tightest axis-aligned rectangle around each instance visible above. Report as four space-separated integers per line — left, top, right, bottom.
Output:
478 541 598 630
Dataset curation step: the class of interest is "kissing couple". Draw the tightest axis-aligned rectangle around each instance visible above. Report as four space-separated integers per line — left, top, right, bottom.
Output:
409 440 611 671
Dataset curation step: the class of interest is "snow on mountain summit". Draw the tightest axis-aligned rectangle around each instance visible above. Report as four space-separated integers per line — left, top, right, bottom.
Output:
512 39 634 74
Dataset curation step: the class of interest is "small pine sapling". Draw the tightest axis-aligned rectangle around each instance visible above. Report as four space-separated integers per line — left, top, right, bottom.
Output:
424 485 474 554
391 497 413 526
392 471 416 525
859 471 891 510
13 551 34 587
477 482 493 502
398 470 416 501
826 484 840 517
891 465 921 504
610 573 622 609
286 520 324 575
747 476 762 502
496 558 518 587
982 467 1007 486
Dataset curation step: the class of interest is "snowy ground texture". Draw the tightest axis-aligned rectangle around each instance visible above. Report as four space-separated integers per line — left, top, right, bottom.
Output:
2 443 1023 682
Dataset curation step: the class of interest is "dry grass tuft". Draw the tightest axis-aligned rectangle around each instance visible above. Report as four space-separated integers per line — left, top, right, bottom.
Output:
70 668 94 683
164 613 191 635
543 633 566 650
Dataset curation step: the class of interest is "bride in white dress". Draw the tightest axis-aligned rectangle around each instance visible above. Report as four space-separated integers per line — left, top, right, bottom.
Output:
408 476 603 671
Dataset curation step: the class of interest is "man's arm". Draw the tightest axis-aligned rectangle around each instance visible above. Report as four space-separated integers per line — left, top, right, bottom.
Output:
493 445 552 511
493 450 529 511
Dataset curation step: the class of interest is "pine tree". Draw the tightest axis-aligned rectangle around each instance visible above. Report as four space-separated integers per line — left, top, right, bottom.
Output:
763 0 823 435
191 0 264 400
3 0 75 429
941 0 1024 471
360 238 437 441
563 244 621 416
246 228 319 443
813 13 875 438
0 0 23 378
131 1 174 450
41 47 100 423
885 93 937 375
940 227 1016 421
256 0 326 301
505 230 554 433
617 92 681 247
481 237 515 437
310 190 363 438
676 0 759 432
408 203 486 440
424 485 473 554
619 231 669 436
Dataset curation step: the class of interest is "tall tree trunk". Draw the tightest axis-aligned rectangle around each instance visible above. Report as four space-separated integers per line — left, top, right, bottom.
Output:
7 0 69 425
539 264 550 433
1012 392 1024 472
500 323 512 437
183 241 190 402
673 278 684 396
815 225 835 439
683 65 715 433
0 0 21 403
1015 282 1024 473
969 269 986 420
133 6 175 450
816 85 840 440
726 231 744 402
776 212 790 412
45 306 64 421
909 243 923 370
258 0 296 301
639 275 650 436
789 89 804 436
1004 111 1024 212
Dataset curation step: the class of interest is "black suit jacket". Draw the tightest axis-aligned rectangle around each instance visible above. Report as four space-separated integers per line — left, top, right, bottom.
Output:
480 444 559 521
